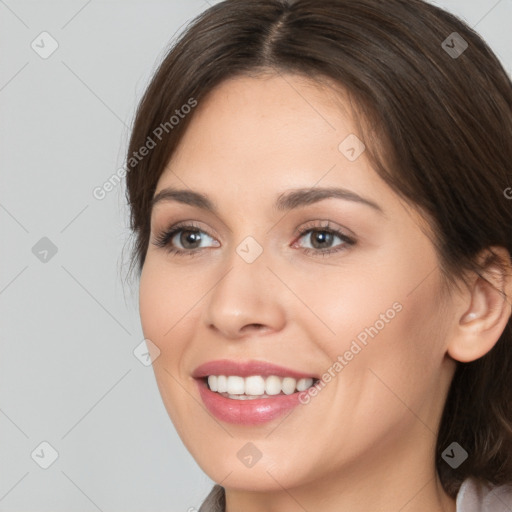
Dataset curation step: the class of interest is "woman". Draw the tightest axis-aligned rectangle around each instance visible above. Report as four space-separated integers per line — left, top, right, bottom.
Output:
124 0 512 510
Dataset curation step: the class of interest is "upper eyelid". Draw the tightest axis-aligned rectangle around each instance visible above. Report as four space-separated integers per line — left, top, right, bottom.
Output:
155 216 351 233
151 209 233 235
151 201 369 237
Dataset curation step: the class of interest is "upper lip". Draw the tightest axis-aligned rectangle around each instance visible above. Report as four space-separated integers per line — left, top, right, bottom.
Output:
192 359 318 380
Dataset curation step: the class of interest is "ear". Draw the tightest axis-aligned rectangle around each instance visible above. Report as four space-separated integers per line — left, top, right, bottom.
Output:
447 246 512 363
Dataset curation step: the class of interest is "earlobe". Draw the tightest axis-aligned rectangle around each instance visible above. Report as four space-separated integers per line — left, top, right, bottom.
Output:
447 247 512 363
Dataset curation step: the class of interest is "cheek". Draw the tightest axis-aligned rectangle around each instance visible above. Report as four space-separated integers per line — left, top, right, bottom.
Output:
288 263 406 357
138 262 203 434
139 264 167 345
138 260 199 347
299 244 446 385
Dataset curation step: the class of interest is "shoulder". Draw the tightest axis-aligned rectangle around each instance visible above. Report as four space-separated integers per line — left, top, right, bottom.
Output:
456 476 512 512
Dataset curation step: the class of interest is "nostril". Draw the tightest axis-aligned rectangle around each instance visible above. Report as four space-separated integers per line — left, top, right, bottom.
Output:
242 323 268 333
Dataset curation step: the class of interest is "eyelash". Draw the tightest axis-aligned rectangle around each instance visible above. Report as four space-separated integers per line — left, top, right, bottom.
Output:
152 220 356 258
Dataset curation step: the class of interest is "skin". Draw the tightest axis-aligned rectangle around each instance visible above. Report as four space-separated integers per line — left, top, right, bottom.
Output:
138 72 512 512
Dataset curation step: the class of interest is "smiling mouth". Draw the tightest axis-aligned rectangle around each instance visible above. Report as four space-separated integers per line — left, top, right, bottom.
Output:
203 375 320 400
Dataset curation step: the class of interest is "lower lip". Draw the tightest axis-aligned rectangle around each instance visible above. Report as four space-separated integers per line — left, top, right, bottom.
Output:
195 378 305 425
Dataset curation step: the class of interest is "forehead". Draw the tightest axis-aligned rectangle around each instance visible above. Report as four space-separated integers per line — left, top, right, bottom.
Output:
182 72 354 144
152 73 414 224
159 75 368 182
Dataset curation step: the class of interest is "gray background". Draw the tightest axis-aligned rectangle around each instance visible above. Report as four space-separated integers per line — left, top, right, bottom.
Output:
1 1 511 511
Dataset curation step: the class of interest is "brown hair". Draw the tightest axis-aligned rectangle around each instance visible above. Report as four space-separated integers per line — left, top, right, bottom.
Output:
123 0 512 498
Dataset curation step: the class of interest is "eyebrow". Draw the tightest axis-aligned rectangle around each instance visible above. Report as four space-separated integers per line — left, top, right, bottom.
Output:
151 186 384 215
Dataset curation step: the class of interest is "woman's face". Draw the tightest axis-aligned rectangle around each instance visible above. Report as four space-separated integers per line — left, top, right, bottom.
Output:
139 73 459 493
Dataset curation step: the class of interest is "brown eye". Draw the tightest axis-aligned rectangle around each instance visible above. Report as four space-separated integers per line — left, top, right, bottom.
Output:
177 229 203 250
152 222 219 256
304 229 336 250
294 222 356 257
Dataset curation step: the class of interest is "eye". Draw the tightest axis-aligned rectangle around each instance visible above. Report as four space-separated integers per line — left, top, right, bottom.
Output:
152 220 356 258
152 221 219 256
293 221 356 257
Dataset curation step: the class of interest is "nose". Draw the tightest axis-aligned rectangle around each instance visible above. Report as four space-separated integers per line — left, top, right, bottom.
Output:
202 251 287 340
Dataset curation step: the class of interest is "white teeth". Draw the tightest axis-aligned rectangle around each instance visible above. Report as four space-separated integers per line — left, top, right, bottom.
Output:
296 378 313 391
217 375 228 393
226 393 269 400
245 375 265 395
282 377 297 395
226 376 245 395
206 375 315 396
265 375 282 395
208 375 218 392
